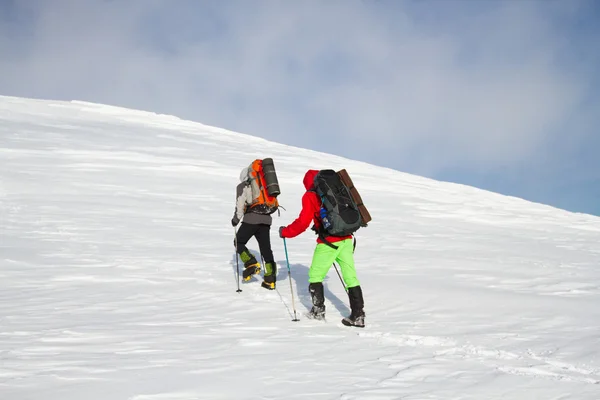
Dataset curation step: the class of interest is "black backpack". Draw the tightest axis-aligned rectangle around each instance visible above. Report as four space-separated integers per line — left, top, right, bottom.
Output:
313 170 363 239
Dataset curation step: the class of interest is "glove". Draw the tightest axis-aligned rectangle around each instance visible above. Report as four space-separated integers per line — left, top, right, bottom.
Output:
231 217 239 227
279 226 285 238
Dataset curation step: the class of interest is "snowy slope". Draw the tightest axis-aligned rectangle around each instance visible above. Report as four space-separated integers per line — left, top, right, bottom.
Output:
1 95 600 400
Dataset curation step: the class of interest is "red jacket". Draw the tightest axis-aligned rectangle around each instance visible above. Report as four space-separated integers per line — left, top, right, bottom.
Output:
280 170 352 244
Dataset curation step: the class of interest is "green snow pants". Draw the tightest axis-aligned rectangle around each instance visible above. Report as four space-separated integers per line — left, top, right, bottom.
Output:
308 239 360 289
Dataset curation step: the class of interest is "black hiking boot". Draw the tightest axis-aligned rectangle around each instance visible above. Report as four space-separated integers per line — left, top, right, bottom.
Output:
342 286 365 328
261 262 277 290
307 282 326 320
341 311 365 327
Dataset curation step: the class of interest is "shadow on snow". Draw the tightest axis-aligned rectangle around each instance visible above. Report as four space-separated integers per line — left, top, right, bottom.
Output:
229 249 350 319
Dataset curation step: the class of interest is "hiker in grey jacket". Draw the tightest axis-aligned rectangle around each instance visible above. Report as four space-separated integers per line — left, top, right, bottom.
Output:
232 167 276 290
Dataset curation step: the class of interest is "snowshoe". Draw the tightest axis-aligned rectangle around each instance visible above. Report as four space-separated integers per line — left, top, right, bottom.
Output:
242 263 261 281
261 280 275 290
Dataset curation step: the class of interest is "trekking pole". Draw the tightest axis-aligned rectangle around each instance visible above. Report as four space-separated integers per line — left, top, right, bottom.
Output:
333 263 348 293
283 238 299 322
234 227 242 293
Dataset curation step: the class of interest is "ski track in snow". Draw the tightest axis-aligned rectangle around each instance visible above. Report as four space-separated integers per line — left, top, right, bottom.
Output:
1 96 600 400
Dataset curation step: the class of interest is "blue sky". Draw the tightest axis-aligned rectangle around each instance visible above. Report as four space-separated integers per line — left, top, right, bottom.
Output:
1 0 599 216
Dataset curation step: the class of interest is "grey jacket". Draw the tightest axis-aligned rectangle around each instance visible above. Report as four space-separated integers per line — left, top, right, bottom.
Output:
232 182 272 226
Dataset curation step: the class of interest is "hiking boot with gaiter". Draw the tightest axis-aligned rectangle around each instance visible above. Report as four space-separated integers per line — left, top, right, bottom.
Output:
307 282 326 320
341 285 365 328
261 262 277 290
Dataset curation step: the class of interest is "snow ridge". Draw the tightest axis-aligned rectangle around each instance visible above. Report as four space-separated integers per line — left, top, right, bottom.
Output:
1 95 600 399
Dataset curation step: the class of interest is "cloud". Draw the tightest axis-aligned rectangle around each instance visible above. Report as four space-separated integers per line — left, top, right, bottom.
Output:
1 0 599 206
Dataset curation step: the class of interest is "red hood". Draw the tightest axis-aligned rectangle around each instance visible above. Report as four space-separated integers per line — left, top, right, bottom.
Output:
303 170 319 190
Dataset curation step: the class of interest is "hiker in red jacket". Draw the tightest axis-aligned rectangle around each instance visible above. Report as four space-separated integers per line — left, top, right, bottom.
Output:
279 169 365 327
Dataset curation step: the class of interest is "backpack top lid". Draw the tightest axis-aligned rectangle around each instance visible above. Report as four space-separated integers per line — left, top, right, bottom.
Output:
250 159 261 169
312 169 345 195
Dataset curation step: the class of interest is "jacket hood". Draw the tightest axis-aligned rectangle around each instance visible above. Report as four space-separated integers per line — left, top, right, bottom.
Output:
303 169 319 190
239 167 250 183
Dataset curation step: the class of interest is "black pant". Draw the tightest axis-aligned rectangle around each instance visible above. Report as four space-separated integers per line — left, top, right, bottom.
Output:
235 223 274 264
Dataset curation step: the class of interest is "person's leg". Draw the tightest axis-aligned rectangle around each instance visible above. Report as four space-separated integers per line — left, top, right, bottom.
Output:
308 243 338 283
235 223 257 261
235 223 261 280
255 224 276 290
306 243 338 318
254 224 274 263
336 239 365 327
335 239 360 289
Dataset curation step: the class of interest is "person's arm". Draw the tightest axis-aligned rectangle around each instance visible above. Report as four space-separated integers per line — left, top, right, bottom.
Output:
232 184 249 225
280 192 318 238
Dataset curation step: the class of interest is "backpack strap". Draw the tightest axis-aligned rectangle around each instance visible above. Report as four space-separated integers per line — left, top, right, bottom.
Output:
319 231 339 250
309 189 339 250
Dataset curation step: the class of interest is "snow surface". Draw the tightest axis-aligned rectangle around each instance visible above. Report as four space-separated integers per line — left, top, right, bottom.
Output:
1 95 600 400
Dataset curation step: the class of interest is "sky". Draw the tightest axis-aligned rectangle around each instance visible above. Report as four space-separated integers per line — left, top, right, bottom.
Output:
1 0 599 216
